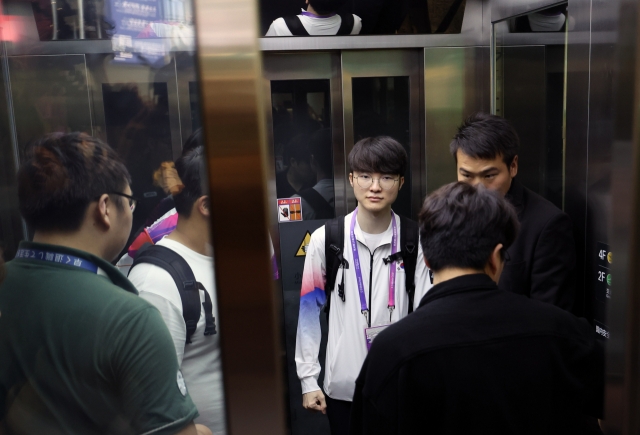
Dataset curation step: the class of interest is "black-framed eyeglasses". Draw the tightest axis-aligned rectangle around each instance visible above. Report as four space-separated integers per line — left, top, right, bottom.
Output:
107 192 138 212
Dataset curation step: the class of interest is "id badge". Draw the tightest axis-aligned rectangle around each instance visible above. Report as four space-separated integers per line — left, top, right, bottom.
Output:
364 324 390 351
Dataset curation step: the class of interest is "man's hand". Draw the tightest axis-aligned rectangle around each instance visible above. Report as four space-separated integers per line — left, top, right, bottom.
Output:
303 390 327 414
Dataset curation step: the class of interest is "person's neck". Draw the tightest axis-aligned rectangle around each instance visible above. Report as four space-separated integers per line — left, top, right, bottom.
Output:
306 4 330 16
357 206 392 234
432 267 485 285
287 171 304 192
167 216 210 256
32 231 107 260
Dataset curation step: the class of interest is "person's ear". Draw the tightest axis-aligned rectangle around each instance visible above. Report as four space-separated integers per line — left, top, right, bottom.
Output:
510 155 518 178
486 243 504 281
94 194 112 231
349 173 354 187
398 176 405 190
197 196 210 217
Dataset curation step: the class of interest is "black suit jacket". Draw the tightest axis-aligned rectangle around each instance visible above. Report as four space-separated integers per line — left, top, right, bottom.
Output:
500 178 577 312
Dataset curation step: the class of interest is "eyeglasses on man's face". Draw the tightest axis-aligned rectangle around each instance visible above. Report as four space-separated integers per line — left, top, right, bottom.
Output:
107 192 138 212
353 174 399 190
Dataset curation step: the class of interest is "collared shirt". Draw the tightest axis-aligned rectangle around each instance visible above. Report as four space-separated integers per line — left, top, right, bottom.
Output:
351 273 604 435
0 241 198 435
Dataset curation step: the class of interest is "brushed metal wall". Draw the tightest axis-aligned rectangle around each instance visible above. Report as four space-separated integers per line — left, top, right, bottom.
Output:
192 1 287 435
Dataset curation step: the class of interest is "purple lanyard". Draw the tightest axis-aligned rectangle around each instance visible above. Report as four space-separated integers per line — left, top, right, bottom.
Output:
350 208 398 325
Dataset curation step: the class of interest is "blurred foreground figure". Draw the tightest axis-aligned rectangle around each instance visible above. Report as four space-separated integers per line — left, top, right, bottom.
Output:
0 133 210 435
350 182 603 435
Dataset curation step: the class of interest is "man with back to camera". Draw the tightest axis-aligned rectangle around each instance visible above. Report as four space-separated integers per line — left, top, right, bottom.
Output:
296 136 432 435
128 146 226 435
0 133 211 435
350 182 604 435
451 112 577 312
294 128 335 220
265 0 362 36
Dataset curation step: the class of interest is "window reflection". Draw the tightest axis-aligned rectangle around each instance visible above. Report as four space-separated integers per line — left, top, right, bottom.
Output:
352 76 412 217
271 80 335 221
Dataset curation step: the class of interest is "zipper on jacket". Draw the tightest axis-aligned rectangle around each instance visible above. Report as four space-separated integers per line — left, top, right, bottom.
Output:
368 252 373 327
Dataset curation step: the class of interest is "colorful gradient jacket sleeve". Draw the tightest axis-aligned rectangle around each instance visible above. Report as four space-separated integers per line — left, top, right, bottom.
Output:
295 227 327 395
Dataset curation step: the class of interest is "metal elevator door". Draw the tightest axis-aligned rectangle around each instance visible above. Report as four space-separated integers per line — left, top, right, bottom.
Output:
263 49 424 435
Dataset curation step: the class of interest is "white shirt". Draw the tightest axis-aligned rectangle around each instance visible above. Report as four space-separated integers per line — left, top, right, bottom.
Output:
265 10 362 36
128 237 226 434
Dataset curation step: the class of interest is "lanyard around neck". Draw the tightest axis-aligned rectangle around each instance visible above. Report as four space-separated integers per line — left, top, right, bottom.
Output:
16 248 99 274
349 208 398 325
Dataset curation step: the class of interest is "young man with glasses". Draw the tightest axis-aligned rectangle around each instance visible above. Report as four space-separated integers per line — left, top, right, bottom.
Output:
295 136 431 435
0 133 209 435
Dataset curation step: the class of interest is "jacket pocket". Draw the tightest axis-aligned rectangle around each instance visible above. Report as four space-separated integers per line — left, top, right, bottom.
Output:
499 260 527 295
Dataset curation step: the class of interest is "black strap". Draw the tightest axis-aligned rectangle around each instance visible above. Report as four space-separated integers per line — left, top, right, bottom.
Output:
324 216 347 321
435 0 466 33
336 13 355 35
283 15 310 36
399 216 419 313
298 188 334 220
130 244 217 344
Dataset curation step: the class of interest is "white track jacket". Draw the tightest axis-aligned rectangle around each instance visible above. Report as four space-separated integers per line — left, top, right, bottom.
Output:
295 211 432 401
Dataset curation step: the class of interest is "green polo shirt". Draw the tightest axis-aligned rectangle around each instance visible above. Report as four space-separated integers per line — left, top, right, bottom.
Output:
0 242 199 435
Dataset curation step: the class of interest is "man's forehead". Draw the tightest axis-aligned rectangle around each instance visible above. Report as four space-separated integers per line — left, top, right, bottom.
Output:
456 150 506 170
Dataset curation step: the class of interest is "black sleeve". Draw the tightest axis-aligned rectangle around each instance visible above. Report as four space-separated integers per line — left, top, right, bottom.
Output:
530 212 577 311
349 357 396 435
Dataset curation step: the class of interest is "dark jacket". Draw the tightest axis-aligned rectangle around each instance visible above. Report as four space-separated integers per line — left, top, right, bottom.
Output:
501 178 576 312
350 274 604 435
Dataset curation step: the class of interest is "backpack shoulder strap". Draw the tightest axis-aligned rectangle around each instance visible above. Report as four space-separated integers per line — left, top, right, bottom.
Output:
336 13 355 35
298 188 334 220
324 215 347 320
399 215 419 313
130 245 203 344
283 15 310 36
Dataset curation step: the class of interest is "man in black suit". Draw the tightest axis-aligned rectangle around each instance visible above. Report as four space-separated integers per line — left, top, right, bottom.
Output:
450 112 576 312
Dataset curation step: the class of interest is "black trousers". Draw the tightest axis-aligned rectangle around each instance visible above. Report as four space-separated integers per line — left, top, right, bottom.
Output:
325 395 352 435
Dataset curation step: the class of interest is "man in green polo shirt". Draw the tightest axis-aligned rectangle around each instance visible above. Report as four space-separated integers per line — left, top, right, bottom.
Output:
0 133 212 435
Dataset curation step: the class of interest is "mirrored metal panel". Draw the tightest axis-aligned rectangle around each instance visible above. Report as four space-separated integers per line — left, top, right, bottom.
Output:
0 0 228 433
492 3 568 208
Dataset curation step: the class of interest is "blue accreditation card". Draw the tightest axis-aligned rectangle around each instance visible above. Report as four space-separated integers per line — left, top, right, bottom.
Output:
364 324 390 351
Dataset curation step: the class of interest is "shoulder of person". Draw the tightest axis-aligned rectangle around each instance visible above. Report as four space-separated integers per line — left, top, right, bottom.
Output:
521 185 565 219
266 17 292 36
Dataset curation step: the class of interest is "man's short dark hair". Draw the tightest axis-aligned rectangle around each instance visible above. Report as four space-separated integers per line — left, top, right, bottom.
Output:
419 182 519 272
309 129 333 175
182 128 203 157
18 132 131 233
283 134 311 167
450 113 520 166
348 136 407 176
173 146 205 217
308 0 347 14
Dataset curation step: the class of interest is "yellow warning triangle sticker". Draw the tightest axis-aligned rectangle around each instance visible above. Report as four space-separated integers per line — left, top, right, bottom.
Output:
296 231 312 257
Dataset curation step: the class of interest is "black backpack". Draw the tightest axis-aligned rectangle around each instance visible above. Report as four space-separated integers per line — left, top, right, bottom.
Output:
323 215 420 318
129 244 217 344
283 13 356 36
